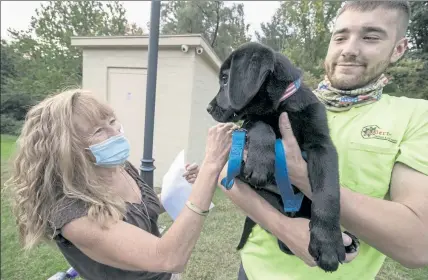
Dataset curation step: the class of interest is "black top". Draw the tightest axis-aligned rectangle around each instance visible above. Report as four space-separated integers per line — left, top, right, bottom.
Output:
50 162 172 280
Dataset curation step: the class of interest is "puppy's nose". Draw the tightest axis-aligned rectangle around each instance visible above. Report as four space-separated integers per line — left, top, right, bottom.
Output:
206 104 213 113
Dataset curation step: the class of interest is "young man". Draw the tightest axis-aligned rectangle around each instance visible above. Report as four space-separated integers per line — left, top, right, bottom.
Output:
219 1 428 279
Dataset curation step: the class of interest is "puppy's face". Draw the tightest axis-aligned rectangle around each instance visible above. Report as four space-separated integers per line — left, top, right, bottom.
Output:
207 42 299 123
207 69 242 123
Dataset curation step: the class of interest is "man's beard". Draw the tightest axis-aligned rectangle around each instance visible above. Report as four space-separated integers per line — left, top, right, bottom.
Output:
325 53 392 90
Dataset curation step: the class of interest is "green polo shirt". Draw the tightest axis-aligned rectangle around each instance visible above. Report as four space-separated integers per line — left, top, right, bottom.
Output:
240 94 428 280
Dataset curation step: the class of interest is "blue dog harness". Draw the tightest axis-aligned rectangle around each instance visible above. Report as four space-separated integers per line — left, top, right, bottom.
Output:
221 128 247 190
220 130 305 212
220 78 304 213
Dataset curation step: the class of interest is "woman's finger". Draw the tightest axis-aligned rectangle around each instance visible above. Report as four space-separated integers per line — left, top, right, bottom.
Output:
186 163 198 171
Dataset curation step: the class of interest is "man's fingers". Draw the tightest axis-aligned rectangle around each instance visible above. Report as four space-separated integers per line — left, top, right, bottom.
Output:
342 233 352 247
279 112 296 141
345 250 359 263
343 232 359 263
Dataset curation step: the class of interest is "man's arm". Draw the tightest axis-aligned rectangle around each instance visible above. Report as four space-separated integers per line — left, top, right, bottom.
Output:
216 169 359 267
220 112 428 269
281 108 428 268
294 162 428 268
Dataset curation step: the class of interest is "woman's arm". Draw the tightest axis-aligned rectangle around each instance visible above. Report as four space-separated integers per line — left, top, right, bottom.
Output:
61 123 237 273
62 161 220 273
157 163 199 215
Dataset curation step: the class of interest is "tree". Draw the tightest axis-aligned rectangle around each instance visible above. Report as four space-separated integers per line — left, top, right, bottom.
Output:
2 1 145 134
255 9 290 52
408 1 428 54
1 39 18 88
7 1 144 90
1 40 33 134
160 1 251 60
256 0 341 77
385 57 428 100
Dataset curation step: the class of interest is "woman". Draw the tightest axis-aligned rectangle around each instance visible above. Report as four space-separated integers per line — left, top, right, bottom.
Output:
6 89 237 280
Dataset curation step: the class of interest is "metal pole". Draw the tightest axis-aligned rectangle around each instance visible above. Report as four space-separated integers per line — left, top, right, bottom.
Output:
140 0 161 188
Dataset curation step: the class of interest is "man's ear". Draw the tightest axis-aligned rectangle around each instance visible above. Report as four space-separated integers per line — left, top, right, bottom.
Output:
228 47 275 111
390 37 408 63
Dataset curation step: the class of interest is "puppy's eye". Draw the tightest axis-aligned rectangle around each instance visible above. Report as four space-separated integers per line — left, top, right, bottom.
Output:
221 74 228 85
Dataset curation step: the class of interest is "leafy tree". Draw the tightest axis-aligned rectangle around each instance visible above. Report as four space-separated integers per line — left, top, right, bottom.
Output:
1 40 33 134
256 0 341 76
160 0 251 60
408 1 428 54
255 9 290 52
7 0 144 92
385 57 428 100
1 39 18 88
2 1 145 134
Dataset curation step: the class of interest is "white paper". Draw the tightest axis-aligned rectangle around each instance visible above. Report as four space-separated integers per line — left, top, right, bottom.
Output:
161 150 215 220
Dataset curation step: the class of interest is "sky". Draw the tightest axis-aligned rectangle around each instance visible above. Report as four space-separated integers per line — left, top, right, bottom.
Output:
0 1 281 41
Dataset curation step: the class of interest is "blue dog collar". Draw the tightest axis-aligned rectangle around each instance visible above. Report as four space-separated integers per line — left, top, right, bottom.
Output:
221 129 305 212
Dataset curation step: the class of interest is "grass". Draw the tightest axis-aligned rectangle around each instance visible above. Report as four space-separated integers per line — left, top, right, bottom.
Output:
1 133 427 280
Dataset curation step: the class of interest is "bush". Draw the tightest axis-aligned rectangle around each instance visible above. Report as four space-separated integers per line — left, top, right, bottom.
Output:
1 114 23 136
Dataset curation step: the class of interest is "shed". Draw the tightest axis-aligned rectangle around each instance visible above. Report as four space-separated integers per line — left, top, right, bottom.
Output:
71 34 222 187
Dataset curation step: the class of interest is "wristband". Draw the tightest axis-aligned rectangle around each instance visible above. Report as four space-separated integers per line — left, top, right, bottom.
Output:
185 201 209 216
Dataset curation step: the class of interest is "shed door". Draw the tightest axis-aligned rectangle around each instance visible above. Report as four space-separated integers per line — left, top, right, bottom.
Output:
107 67 147 168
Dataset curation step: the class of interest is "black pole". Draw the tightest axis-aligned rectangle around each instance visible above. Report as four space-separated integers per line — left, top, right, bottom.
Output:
140 0 161 188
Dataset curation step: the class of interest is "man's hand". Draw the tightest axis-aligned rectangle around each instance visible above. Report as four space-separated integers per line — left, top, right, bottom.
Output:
278 112 312 197
284 218 359 267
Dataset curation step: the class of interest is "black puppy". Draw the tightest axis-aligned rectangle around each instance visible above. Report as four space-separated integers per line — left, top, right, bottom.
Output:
207 42 359 272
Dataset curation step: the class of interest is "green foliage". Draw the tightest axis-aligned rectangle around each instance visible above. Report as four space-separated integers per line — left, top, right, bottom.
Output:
1 1 145 133
160 1 251 60
256 0 341 77
255 9 290 52
0 115 23 136
408 1 428 53
1 39 18 86
385 55 428 100
6 0 143 95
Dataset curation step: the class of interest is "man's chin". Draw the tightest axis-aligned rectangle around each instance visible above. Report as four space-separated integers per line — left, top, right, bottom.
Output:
329 74 365 91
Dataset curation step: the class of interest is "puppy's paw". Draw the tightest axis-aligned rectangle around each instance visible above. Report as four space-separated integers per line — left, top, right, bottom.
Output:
308 224 346 272
243 151 274 187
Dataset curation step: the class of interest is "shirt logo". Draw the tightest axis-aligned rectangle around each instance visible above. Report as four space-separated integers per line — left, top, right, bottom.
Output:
361 125 397 143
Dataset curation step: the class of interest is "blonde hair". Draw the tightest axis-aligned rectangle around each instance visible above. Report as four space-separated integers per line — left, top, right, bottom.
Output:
5 89 127 250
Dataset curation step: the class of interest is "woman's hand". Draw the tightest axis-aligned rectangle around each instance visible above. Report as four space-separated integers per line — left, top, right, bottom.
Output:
203 123 239 171
182 123 238 184
183 163 199 184
284 218 359 267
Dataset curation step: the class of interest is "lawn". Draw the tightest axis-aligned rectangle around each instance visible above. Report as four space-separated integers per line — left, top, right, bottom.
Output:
1 134 427 280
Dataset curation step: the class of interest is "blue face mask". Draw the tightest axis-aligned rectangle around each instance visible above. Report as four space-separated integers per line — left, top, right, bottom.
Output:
88 133 130 167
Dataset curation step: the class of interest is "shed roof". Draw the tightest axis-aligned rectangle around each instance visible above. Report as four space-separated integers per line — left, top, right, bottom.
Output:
70 34 222 70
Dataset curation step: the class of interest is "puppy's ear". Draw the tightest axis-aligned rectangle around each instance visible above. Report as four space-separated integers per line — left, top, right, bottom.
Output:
228 47 275 111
